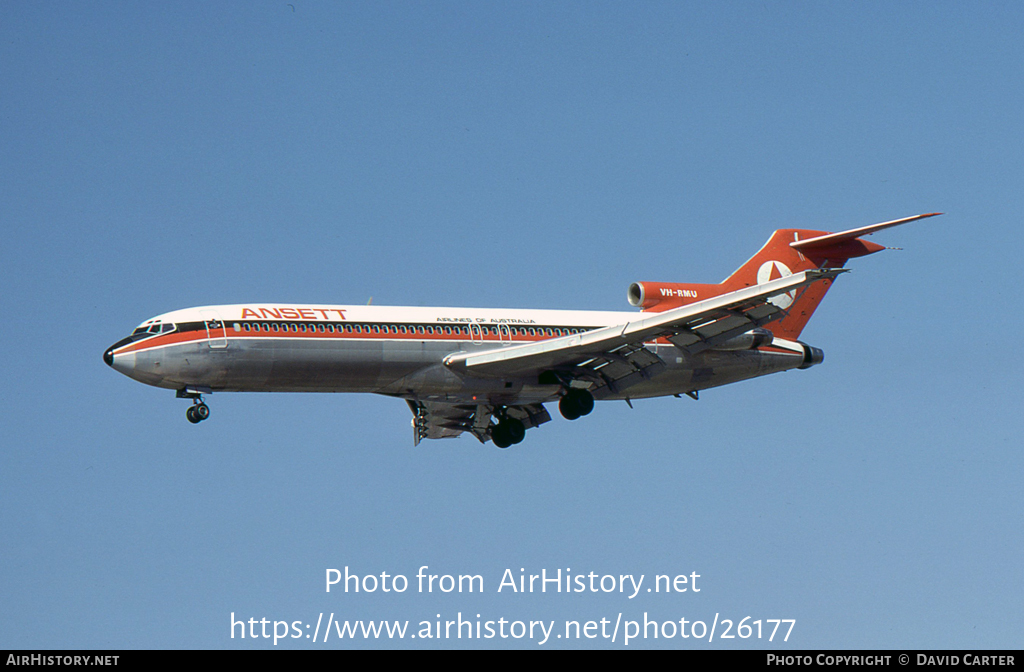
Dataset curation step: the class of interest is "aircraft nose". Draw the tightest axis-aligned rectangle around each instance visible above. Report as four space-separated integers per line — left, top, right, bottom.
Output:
104 341 140 380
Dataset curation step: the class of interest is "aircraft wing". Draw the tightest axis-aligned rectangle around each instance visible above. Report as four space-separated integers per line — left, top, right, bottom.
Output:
406 399 551 446
444 269 845 397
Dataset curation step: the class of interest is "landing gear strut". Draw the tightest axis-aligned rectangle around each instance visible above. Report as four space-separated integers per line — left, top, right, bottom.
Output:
559 389 594 420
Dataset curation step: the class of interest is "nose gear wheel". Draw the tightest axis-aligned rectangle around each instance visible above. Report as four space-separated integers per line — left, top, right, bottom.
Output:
186 401 210 424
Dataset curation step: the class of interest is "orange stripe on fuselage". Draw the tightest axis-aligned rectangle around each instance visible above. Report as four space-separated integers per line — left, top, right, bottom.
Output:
114 330 208 354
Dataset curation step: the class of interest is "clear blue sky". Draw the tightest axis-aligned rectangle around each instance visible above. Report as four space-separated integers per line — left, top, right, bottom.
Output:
2 1 1022 649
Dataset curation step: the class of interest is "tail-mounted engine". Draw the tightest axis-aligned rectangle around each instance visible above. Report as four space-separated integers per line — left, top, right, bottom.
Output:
628 281 724 312
712 328 774 351
799 344 825 369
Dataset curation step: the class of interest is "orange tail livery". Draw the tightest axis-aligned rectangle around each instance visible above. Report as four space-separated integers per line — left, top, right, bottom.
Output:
627 213 942 340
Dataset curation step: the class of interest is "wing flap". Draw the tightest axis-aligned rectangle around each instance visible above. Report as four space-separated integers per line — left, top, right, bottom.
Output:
407 400 551 445
408 400 481 445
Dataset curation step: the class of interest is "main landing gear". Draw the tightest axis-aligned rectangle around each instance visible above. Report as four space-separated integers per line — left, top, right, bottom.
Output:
491 414 526 449
559 389 594 421
489 389 593 447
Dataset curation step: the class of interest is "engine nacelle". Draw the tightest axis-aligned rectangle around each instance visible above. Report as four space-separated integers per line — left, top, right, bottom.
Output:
711 328 774 351
628 281 725 312
798 344 825 369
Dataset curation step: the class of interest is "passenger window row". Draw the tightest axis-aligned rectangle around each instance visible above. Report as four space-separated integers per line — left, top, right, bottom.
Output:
229 322 592 337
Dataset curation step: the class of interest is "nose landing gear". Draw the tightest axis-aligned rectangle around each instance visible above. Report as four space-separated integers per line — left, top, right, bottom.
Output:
186 401 210 424
177 387 212 424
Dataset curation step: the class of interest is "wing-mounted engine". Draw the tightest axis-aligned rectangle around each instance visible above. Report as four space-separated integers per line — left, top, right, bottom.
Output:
627 281 725 312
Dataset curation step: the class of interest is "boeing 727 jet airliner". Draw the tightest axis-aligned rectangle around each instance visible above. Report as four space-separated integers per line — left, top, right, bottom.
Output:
104 213 939 447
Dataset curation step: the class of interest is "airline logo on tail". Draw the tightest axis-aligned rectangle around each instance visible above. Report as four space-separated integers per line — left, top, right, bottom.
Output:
756 260 795 308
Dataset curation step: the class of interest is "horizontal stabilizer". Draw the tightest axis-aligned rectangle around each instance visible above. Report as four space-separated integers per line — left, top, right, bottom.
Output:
791 213 942 256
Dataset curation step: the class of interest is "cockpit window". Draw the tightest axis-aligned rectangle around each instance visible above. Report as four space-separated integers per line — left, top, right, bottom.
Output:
131 322 175 339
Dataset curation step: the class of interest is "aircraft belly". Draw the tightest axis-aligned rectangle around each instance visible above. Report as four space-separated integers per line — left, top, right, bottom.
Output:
379 340 435 382
376 342 490 398
262 339 386 391
151 338 391 392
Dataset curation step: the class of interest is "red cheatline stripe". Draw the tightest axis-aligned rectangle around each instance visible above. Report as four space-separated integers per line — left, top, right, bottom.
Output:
115 330 208 354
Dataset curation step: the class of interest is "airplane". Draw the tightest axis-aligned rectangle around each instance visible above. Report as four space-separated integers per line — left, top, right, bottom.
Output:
104 213 939 448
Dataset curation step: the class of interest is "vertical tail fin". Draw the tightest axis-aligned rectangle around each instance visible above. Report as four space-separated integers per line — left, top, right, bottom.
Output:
719 228 848 340
628 214 940 341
